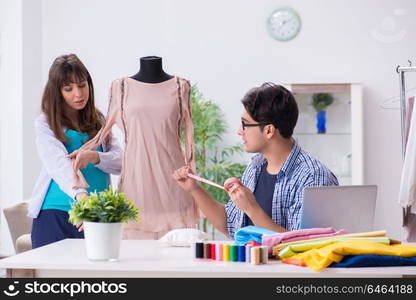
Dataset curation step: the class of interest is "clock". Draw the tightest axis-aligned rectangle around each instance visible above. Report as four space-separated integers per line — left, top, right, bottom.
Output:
267 7 301 41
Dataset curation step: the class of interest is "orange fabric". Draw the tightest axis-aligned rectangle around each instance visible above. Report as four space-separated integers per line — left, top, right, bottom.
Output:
282 258 306 267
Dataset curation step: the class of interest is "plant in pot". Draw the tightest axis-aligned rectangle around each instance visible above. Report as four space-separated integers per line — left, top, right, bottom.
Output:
312 93 334 134
69 186 139 261
187 85 247 239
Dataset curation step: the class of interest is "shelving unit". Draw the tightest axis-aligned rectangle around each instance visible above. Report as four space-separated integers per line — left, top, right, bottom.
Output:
284 83 363 185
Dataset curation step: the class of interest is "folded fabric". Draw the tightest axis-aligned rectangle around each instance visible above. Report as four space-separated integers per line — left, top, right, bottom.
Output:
272 230 387 257
234 226 277 244
278 237 390 259
330 254 416 268
262 227 349 254
282 240 416 271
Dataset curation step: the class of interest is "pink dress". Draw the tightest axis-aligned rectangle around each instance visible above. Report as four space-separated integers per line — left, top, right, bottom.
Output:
72 76 199 238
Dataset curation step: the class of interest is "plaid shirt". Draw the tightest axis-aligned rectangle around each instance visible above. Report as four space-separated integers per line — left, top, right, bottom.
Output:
225 141 339 238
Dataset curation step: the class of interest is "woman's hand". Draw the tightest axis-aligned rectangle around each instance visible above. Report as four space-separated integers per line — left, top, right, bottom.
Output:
74 192 88 232
172 166 201 193
75 192 88 201
67 150 100 170
76 222 84 232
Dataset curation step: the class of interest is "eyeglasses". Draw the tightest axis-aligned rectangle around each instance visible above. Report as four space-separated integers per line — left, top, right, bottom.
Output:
241 120 270 131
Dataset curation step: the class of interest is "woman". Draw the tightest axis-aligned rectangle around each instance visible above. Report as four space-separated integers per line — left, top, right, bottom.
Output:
28 54 122 248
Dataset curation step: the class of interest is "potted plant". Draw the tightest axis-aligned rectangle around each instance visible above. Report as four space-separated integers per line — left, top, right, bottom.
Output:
312 93 334 134
68 186 139 261
187 85 247 238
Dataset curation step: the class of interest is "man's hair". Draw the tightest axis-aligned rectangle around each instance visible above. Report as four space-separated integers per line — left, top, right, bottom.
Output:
241 83 298 138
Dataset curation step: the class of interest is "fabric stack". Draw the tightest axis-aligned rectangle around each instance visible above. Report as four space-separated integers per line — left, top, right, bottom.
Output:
234 226 416 271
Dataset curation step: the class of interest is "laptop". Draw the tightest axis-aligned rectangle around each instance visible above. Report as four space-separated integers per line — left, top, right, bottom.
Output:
300 185 377 232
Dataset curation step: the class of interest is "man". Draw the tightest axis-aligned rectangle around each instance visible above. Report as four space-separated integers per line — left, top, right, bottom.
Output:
173 83 338 238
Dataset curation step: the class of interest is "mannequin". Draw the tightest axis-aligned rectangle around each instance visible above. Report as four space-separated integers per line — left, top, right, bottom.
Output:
73 57 198 239
130 56 174 83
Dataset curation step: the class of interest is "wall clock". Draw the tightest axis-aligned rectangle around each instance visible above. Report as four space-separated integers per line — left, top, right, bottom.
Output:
267 7 301 41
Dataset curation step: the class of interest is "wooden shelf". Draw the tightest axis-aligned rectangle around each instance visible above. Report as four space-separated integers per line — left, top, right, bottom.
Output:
293 133 351 136
291 83 351 94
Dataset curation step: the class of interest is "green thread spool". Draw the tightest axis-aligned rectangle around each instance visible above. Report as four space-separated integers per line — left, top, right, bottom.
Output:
229 245 237 262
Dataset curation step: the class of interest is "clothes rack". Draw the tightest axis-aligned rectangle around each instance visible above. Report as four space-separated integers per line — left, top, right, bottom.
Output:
397 61 416 157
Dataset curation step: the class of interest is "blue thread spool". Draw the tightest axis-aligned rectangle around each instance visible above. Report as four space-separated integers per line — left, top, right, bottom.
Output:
237 245 246 262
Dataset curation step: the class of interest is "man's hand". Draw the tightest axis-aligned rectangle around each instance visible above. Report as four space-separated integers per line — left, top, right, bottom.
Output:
226 179 288 233
68 150 100 170
172 166 201 193
226 179 259 215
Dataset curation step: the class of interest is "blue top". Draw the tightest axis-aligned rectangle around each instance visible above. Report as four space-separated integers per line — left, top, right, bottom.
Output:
225 141 339 238
246 163 276 226
41 129 109 212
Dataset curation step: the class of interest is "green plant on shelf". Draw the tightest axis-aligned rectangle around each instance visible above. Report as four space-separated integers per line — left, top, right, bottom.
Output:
312 93 334 112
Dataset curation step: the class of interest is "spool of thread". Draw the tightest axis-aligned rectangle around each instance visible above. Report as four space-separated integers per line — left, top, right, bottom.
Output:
245 244 252 263
229 245 237 262
195 242 204 259
211 243 216 260
223 244 230 261
260 246 268 264
251 247 261 265
216 243 222 261
203 243 211 259
237 245 246 262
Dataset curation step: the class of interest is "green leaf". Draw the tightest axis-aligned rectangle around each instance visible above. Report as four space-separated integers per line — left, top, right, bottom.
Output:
68 185 140 224
312 93 334 112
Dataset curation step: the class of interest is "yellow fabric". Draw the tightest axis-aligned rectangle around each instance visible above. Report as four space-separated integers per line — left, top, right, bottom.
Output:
283 240 416 271
278 237 390 259
272 230 387 256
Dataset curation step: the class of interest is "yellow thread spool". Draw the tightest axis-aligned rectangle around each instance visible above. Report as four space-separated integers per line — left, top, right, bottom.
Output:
223 244 230 261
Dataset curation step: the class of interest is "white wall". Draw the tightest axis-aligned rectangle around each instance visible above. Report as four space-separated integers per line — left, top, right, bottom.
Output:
0 0 24 255
0 0 42 255
2 0 415 250
22 0 42 204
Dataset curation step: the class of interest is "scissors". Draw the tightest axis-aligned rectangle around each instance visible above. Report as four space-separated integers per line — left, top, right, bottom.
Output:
187 173 241 192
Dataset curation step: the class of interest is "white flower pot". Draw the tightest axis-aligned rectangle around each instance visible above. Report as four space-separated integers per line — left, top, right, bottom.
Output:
83 222 122 261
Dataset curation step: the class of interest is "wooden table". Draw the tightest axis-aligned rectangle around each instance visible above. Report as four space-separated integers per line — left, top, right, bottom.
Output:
1 239 416 278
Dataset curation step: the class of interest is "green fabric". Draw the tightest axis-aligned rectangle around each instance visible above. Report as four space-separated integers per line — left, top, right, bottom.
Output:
278 237 390 259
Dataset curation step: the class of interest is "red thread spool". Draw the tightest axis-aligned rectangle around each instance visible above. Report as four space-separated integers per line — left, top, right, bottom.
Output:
210 243 216 260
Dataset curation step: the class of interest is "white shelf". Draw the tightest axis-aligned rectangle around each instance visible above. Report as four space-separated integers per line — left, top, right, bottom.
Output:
286 83 363 185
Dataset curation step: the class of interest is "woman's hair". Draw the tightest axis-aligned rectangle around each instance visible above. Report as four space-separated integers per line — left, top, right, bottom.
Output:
241 83 298 138
41 54 107 144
